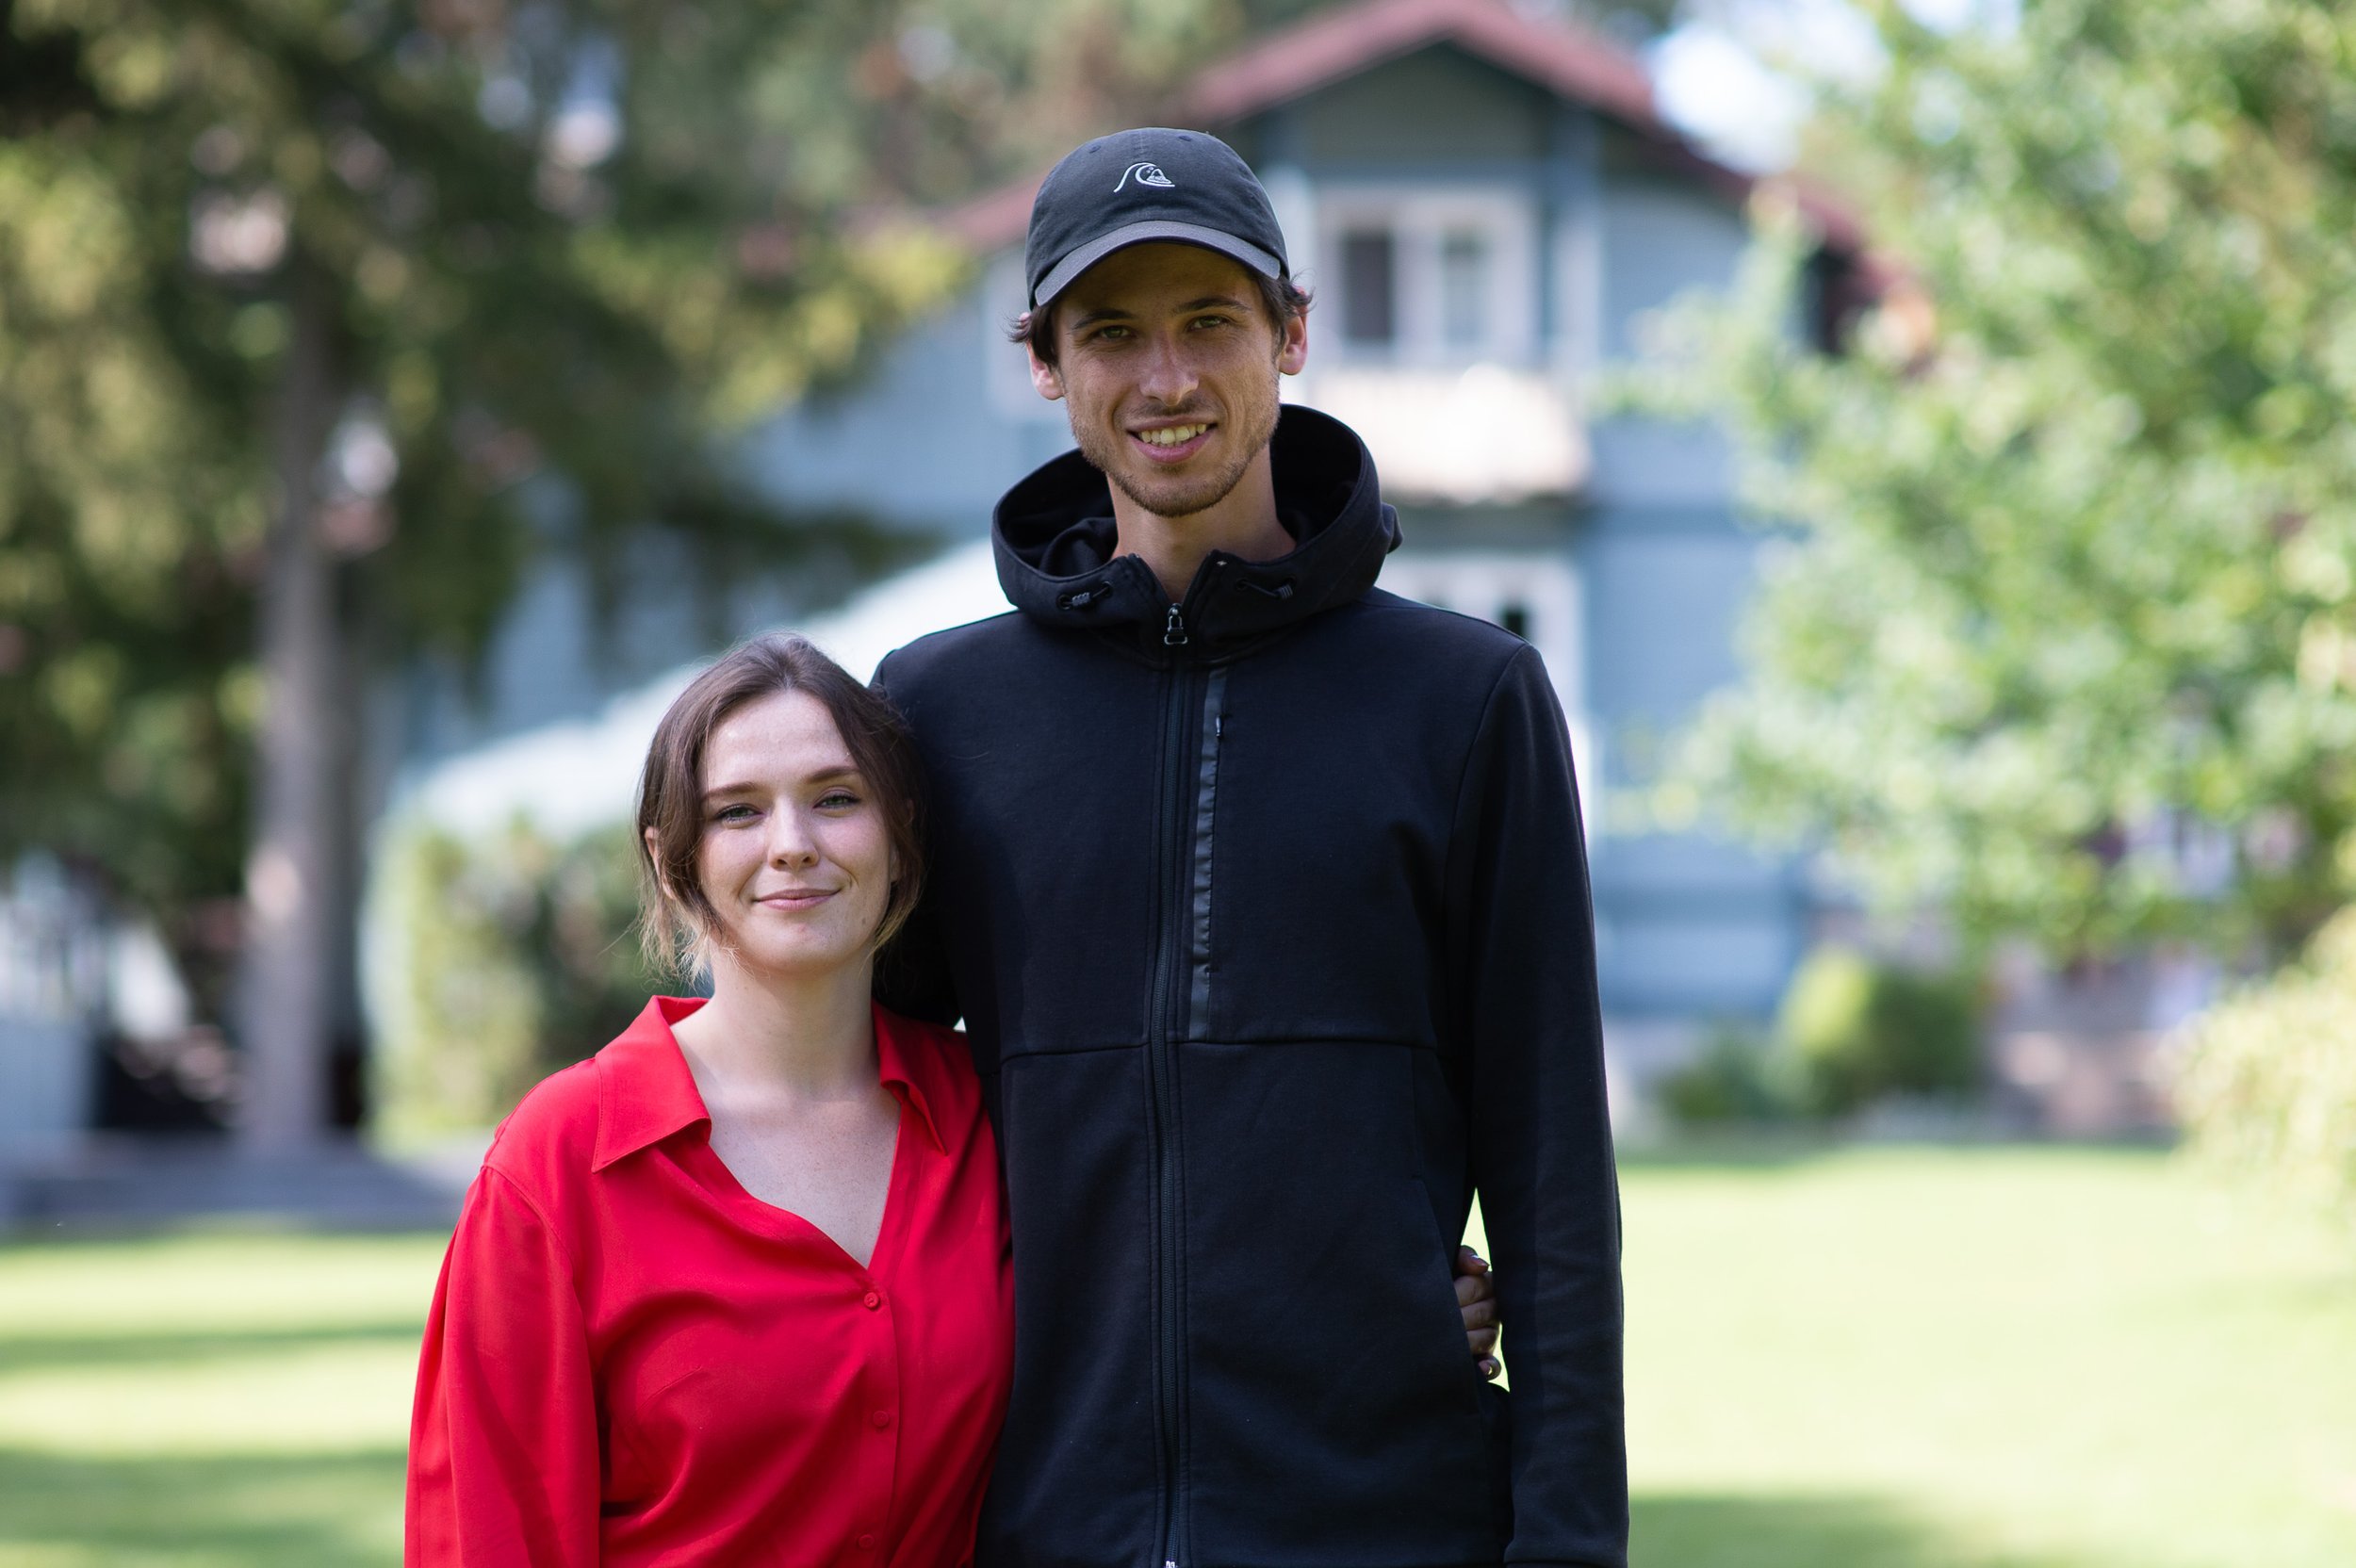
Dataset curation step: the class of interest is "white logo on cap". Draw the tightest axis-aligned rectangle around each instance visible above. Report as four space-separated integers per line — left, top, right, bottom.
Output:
1115 161 1175 192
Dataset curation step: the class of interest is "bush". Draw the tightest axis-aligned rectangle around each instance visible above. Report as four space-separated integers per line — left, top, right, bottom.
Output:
2176 908 2356 1228
372 818 662 1135
1655 1024 1805 1126
1778 947 1983 1117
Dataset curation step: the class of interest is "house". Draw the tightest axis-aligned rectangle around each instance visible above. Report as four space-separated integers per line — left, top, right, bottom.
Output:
391 0 1867 1097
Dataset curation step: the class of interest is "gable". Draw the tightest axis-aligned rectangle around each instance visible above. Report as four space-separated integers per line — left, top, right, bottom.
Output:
1244 45 1552 168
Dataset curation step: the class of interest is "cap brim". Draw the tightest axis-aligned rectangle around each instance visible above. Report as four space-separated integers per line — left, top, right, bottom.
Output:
1032 220 1284 309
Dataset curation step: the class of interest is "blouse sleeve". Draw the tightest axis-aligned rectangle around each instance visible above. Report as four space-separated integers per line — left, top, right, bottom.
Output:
406 1167 601 1568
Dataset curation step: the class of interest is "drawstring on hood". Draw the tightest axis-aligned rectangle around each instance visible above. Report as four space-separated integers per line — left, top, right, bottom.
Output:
990 405 1401 657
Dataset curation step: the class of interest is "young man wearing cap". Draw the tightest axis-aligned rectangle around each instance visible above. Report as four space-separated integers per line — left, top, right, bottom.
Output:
876 128 1625 1568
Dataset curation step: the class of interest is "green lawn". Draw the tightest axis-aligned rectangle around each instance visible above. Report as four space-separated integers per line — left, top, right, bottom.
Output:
1 1148 2350 1567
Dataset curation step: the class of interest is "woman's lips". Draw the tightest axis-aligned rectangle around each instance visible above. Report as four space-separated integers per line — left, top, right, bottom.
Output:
757 890 835 909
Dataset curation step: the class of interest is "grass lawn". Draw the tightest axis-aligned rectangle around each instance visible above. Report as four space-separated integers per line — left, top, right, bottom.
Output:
0 1147 2350 1566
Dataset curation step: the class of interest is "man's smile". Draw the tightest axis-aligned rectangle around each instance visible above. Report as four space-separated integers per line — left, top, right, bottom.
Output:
1129 420 1216 463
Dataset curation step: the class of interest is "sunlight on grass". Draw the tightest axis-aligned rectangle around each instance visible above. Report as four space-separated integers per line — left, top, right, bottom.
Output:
1620 1147 2356 1568
0 1230 441 1568
0 1152 2350 1567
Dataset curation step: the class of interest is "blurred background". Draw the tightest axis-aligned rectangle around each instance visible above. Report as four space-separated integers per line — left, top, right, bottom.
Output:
3 0 2353 1562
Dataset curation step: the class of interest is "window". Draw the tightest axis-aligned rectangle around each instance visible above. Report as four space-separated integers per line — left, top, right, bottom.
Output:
1340 230 1398 345
1439 229 1489 351
1315 191 1533 366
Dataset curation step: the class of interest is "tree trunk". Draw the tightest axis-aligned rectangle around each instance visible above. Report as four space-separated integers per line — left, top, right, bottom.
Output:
237 258 343 1154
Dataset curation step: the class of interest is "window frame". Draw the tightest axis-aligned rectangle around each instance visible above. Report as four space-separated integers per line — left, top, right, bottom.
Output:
1314 188 1538 368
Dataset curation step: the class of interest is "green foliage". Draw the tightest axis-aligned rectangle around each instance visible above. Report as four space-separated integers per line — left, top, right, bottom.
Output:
1778 946 1982 1116
1654 1021 1805 1126
2177 906 2356 1228
0 0 980 958
373 818 657 1135
1628 0 2356 961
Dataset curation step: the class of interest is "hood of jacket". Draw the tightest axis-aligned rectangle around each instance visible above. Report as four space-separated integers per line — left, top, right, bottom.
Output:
990 404 1401 655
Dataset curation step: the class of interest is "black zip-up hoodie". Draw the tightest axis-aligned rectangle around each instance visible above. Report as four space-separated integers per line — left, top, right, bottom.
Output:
875 406 1626 1568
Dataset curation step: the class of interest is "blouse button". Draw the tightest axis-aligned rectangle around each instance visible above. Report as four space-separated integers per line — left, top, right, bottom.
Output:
862 1290 882 1310
857 1534 877 1552
871 1409 893 1429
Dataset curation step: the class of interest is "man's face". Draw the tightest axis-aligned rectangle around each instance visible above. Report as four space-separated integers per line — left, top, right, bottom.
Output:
1030 242 1309 519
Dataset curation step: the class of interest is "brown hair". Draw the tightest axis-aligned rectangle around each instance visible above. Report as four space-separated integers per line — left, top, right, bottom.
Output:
1009 270 1313 368
634 632 925 977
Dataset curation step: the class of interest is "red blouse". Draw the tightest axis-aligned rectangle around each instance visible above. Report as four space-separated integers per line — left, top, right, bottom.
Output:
406 998 1014 1568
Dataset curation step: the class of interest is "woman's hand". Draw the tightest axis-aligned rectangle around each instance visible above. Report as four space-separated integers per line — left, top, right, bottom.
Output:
1453 1245 1501 1380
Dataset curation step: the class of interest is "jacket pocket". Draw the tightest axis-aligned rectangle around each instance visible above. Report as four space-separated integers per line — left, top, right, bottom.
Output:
1178 1040 1498 1567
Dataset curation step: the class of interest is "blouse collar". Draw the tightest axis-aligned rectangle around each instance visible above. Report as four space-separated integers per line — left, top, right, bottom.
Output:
591 995 947 1172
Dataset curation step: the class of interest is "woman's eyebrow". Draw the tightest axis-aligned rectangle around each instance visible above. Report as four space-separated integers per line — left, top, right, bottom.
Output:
701 764 860 803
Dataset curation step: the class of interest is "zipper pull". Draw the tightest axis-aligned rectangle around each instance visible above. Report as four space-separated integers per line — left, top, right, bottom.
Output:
1163 605 1188 647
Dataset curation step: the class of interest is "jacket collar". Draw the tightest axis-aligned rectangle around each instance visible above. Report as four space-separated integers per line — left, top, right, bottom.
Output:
990 404 1401 657
591 995 947 1172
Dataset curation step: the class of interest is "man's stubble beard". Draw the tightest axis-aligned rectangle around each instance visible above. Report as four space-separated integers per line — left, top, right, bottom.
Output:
1070 375 1282 521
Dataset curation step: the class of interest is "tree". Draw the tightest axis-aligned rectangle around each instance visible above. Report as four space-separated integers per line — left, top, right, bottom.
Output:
1634 0 2356 964
0 0 978 1151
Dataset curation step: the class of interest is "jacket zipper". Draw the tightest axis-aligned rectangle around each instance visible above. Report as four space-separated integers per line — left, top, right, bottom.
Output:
1146 597 1223 1568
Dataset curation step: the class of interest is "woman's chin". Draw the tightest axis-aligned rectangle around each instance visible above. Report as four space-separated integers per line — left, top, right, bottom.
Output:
718 933 875 987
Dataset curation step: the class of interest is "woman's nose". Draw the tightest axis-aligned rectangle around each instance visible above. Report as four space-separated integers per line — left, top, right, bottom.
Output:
767 808 819 866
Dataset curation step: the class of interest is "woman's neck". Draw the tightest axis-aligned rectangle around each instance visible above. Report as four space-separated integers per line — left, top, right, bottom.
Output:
671 953 878 1101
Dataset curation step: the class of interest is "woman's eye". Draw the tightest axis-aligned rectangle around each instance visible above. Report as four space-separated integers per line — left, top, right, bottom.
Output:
712 804 758 825
817 791 859 810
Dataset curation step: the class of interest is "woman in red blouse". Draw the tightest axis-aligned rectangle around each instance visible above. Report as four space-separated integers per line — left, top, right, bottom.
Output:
406 633 1013 1567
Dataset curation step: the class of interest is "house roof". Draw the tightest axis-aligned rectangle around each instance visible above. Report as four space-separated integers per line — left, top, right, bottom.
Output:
941 0 1817 254
1176 0 1659 140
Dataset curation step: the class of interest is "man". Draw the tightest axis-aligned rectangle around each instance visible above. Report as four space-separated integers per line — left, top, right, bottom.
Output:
876 127 1625 1567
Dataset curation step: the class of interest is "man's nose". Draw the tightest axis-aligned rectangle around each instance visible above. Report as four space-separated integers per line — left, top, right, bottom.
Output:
1137 332 1200 406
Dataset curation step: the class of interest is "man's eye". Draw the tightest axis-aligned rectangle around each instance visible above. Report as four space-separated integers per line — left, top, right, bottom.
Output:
1091 324 1131 342
1191 315 1231 330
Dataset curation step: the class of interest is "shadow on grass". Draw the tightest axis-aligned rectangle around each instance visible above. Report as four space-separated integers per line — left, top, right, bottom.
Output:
0 1322 423 1378
0 1446 403 1567
1635 1492 2114 1568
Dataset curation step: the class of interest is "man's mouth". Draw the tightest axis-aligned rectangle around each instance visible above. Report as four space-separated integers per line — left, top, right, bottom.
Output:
1129 422 1214 463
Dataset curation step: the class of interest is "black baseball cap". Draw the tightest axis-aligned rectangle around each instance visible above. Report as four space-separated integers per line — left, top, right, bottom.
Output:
1024 127 1290 311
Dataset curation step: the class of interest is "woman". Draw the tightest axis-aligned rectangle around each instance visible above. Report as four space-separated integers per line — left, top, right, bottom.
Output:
406 633 1011 1566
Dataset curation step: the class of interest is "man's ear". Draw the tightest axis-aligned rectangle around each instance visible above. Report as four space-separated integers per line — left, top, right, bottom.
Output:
1027 341 1066 401
1276 306 1309 377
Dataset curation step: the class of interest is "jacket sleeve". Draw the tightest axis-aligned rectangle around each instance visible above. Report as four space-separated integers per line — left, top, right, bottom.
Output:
406 1167 601 1568
1447 644 1628 1568
871 648 962 1028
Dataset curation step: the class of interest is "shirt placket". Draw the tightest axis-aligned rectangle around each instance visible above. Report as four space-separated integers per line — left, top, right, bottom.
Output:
851 1271 901 1562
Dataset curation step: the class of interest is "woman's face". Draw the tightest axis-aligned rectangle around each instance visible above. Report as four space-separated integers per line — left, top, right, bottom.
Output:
688 688 897 982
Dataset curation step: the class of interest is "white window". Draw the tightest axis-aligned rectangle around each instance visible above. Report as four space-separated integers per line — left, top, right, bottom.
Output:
1315 190 1536 367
